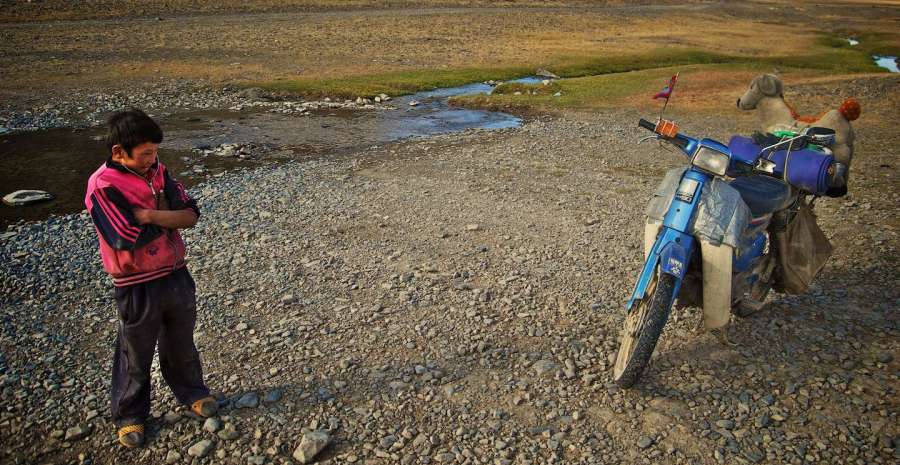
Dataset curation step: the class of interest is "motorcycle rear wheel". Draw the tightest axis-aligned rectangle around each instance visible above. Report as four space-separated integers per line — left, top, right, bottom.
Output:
613 273 676 388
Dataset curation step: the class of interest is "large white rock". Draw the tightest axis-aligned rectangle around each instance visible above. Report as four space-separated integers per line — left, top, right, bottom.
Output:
188 439 214 458
3 190 54 206
293 430 330 463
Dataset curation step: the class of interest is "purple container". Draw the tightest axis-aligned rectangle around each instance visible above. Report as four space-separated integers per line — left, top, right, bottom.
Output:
727 136 833 195
765 148 834 195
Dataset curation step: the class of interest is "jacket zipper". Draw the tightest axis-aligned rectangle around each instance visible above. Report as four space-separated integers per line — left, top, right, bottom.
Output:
121 163 179 271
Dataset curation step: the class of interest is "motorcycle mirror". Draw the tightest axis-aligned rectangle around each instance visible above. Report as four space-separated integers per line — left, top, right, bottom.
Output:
755 158 777 174
809 133 836 146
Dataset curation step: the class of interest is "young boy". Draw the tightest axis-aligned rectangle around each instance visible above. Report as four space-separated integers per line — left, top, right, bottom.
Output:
84 108 217 448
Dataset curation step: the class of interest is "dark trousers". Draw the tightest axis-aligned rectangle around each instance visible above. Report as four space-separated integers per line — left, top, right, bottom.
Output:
111 267 209 427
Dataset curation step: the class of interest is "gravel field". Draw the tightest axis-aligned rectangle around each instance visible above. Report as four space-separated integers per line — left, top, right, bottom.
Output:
1 73 898 464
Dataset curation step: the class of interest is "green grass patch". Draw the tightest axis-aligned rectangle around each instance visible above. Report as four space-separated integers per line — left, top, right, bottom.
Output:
547 45 883 79
818 31 900 59
247 33 890 101
544 49 738 78
449 62 826 111
249 67 531 100
450 65 681 111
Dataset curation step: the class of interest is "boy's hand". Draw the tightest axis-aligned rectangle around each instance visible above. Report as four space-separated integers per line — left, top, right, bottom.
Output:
133 208 154 225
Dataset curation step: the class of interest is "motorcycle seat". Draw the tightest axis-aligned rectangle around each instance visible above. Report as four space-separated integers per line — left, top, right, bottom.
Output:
729 175 793 217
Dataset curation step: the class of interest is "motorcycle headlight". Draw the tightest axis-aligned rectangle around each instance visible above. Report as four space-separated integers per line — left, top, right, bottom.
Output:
692 147 730 176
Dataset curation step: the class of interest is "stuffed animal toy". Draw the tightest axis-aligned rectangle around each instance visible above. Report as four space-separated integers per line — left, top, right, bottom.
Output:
737 74 859 167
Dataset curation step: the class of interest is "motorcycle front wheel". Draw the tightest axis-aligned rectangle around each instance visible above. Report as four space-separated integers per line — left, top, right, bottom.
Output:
613 272 676 388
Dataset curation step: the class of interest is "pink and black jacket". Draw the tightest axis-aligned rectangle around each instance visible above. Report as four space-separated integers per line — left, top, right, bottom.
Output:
84 158 199 287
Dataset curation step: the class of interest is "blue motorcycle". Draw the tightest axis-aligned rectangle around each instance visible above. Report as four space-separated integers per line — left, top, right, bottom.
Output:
612 118 842 388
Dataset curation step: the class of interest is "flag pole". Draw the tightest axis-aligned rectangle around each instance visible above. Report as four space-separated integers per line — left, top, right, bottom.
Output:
658 72 679 122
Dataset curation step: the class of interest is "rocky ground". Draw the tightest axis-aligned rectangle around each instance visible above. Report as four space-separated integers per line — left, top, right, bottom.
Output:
1 72 898 465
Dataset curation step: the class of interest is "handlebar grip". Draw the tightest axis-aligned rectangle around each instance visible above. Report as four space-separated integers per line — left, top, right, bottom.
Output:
638 119 656 131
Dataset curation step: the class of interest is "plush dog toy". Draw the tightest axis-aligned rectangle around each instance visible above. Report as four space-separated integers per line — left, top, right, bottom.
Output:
737 74 859 167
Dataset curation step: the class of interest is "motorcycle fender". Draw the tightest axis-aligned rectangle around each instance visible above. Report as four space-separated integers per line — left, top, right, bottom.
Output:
644 220 662 260
659 241 689 280
627 228 694 311
700 239 733 329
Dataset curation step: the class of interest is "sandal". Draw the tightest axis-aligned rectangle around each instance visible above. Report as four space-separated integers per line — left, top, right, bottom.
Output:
117 424 144 448
191 396 219 418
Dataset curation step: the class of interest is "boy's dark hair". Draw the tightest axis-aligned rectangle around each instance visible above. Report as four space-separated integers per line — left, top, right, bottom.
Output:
106 108 163 156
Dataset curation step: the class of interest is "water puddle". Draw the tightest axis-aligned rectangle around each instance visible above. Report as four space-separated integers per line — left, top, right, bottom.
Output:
873 55 899 73
0 124 257 228
841 38 897 73
1 78 546 228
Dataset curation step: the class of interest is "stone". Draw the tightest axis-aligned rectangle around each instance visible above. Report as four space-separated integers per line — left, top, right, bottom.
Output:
533 359 557 376
165 450 182 464
218 423 240 440
263 388 283 403
715 419 735 430
380 435 398 449
235 391 259 408
317 387 334 401
465 223 481 231
563 359 577 379
188 439 214 458
293 430 331 463
535 68 560 79
3 190 54 206
204 417 223 433
637 436 653 449
744 449 765 463
281 293 299 305
64 424 92 441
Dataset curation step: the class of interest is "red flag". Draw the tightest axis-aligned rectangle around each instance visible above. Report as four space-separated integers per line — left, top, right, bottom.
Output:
653 74 678 100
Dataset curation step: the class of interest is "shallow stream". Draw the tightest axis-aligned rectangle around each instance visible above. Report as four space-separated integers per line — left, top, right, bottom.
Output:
0 79 537 229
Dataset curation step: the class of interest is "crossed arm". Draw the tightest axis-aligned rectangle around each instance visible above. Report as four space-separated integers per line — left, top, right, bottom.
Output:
133 208 198 229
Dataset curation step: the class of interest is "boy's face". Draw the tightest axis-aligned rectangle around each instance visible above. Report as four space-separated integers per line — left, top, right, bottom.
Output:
112 142 158 175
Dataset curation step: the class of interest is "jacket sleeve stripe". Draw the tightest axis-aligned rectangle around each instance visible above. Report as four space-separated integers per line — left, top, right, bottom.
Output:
96 187 142 237
93 190 140 241
89 201 136 250
91 191 138 241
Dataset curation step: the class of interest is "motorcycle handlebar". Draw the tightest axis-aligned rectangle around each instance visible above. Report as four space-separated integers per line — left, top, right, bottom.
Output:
638 118 656 131
638 118 688 150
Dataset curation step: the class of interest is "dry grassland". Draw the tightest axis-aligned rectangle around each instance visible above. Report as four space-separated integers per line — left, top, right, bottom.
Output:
0 1 897 109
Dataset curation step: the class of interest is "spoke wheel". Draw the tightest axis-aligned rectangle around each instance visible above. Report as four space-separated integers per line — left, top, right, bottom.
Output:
613 272 676 388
